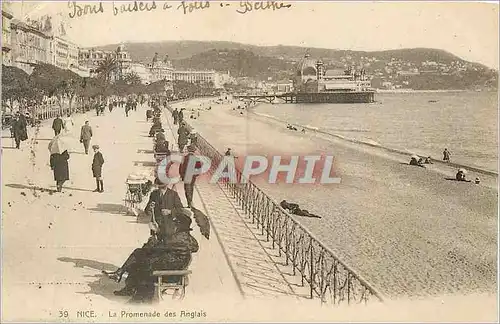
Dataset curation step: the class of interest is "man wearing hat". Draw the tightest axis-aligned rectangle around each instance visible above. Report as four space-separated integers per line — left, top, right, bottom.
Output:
103 207 198 300
145 178 183 236
179 145 202 208
92 145 105 192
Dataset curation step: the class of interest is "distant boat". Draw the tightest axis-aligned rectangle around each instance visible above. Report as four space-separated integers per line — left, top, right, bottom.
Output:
428 100 439 103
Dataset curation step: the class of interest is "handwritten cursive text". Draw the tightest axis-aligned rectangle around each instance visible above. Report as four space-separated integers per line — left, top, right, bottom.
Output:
236 1 292 14
113 1 157 16
177 1 210 15
68 1 104 18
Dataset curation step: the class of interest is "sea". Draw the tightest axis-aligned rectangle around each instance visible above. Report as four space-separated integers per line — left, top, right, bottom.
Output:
255 91 498 172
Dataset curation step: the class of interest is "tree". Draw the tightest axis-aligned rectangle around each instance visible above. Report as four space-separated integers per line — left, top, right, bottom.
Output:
95 57 117 83
30 64 83 112
122 71 142 85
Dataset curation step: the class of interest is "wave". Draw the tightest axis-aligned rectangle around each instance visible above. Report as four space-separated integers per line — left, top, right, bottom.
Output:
252 111 498 176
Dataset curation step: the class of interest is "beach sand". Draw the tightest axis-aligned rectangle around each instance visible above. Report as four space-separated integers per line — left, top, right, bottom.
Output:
174 98 498 298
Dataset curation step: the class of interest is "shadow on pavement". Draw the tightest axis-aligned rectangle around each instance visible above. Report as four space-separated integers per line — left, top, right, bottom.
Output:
88 203 127 215
5 183 94 193
133 161 156 167
58 257 118 271
137 149 154 154
5 183 57 193
57 257 127 302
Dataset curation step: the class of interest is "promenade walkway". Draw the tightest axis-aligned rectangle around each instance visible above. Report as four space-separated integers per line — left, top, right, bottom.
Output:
1 103 316 322
160 111 311 301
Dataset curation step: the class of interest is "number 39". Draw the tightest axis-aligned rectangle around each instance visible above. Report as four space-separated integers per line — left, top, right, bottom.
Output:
59 311 69 318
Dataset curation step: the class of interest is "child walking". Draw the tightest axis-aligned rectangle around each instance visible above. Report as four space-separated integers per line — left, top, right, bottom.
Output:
92 145 105 192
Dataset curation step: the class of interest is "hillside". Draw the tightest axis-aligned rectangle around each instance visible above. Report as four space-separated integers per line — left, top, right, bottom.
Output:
93 41 497 89
93 41 478 66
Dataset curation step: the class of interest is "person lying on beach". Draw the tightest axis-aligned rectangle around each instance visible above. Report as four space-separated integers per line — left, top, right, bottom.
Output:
280 200 322 219
424 156 433 164
456 169 471 182
409 156 425 168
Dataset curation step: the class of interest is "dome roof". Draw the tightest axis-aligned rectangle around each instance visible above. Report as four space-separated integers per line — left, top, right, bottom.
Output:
297 54 318 76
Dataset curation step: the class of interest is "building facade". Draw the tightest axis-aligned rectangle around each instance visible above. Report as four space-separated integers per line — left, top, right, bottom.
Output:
129 62 152 84
79 45 131 81
51 36 79 70
2 2 13 66
10 18 51 73
149 54 174 83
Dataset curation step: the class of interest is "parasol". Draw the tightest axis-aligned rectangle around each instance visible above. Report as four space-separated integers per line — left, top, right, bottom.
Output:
411 154 419 160
458 168 467 174
191 207 210 240
48 135 70 154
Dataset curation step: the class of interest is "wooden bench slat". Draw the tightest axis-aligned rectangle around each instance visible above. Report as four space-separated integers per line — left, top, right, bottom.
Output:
153 270 192 276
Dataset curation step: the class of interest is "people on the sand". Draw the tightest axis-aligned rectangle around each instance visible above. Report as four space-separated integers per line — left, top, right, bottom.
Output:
409 155 425 168
475 177 481 184
280 200 321 218
180 145 202 208
456 168 471 182
286 124 298 131
443 148 451 163
80 121 93 154
52 115 63 136
92 145 105 193
102 207 198 303
424 156 433 164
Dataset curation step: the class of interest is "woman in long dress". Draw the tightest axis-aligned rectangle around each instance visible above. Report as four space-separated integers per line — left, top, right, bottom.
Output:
48 135 70 192
63 113 74 134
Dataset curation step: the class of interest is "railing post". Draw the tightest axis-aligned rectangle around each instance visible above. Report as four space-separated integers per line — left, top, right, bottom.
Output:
309 237 314 299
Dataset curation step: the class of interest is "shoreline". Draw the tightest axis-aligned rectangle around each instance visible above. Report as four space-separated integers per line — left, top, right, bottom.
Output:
247 104 497 177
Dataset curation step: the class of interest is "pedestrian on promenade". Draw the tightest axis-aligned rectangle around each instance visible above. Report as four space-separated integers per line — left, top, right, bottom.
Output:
177 123 190 152
180 145 202 208
80 121 93 154
125 102 131 117
178 109 184 124
63 113 74 135
12 114 27 149
443 148 451 163
92 145 105 193
49 135 70 193
172 108 179 125
52 115 63 136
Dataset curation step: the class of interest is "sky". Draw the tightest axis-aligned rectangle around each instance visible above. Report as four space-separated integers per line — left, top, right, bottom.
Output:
9 1 500 69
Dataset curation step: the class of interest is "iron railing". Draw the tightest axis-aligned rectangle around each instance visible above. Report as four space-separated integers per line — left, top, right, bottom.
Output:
167 106 384 305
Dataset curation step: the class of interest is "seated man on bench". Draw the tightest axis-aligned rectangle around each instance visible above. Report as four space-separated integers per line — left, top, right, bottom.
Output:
103 207 198 303
149 122 163 137
154 140 170 156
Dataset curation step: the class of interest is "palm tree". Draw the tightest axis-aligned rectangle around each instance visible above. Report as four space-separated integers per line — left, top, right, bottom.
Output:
95 57 117 83
123 71 142 85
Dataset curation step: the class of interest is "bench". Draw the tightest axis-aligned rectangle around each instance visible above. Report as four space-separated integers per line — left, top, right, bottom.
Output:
153 270 192 300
